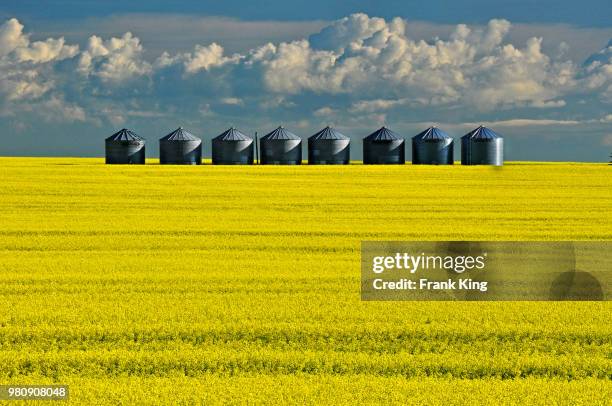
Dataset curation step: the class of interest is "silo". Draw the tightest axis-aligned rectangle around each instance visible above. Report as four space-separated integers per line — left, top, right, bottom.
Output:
260 126 302 165
461 125 503 166
308 126 350 165
105 128 145 164
212 127 254 165
412 126 454 165
363 126 405 164
159 127 202 165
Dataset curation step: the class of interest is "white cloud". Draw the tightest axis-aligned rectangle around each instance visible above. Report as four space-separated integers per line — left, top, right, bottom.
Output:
15 37 78 63
0 15 611 128
257 40 341 94
0 18 78 64
0 18 28 57
601 134 612 146
155 43 239 74
463 119 581 127
184 43 231 73
349 99 408 112
244 15 578 111
219 97 243 105
530 99 566 108
78 32 151 82
0 69 52 102
0 18 79 105
40 97 86 122
313 106 336 116
309 13 391 51
259 96 295 110
582 41 612 103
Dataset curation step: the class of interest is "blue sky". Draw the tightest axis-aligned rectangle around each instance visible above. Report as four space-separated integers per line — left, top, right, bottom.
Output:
3 0 611 26
0 1 611 160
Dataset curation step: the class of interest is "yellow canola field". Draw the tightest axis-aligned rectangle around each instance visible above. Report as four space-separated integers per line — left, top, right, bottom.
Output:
0 158 610 404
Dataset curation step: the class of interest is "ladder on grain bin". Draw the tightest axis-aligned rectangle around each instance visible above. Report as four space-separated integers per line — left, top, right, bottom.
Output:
255 132 259 164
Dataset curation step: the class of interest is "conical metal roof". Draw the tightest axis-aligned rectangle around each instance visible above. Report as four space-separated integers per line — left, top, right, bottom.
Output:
309 126 349 140
364 126 403 141
461 125 502 140
261 126 300 140
214 127 252 141
160 127 200 141
412 126 451 141
106 128 144 141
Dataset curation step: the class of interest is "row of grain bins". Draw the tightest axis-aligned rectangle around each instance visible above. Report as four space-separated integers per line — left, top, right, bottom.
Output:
105 125 503 165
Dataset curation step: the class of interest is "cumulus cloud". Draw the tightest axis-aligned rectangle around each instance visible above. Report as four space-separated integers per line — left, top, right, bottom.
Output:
78 32 151 82
0 14 611 128
39 97 86 122
309 13 392 51
349 99 409 113
0 18 28 57
581 40 612 102
0 18 77 63
15 37 78 63
243 15 581 111
155 43 238 74
313 106 336 116
0 18 78 107
0 68 52 103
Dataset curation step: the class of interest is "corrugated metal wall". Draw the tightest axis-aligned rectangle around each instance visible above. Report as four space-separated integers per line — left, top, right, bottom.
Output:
260 139 302 165
461 138 503 165
308 139 350 164
363 140 405 164
212 139 254 165
159 140 202 165
412 138 454 165
105 140 146 164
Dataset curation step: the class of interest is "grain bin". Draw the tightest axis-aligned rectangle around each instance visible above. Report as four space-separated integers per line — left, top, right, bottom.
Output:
260 126 302 165
212 127 254 165
105 128 145 164
159 127 202 165
412 126 454 165
461 125 503 166
308 126 350 165
363 127 405 164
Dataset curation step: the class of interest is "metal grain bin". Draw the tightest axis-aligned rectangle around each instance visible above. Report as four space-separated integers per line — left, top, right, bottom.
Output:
363 126 405 164
412 126 454 165
260 126 302 165
159 127 202 165
308 126 350 165
105 128 145 164
212 127 254 165
461 125 503 166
